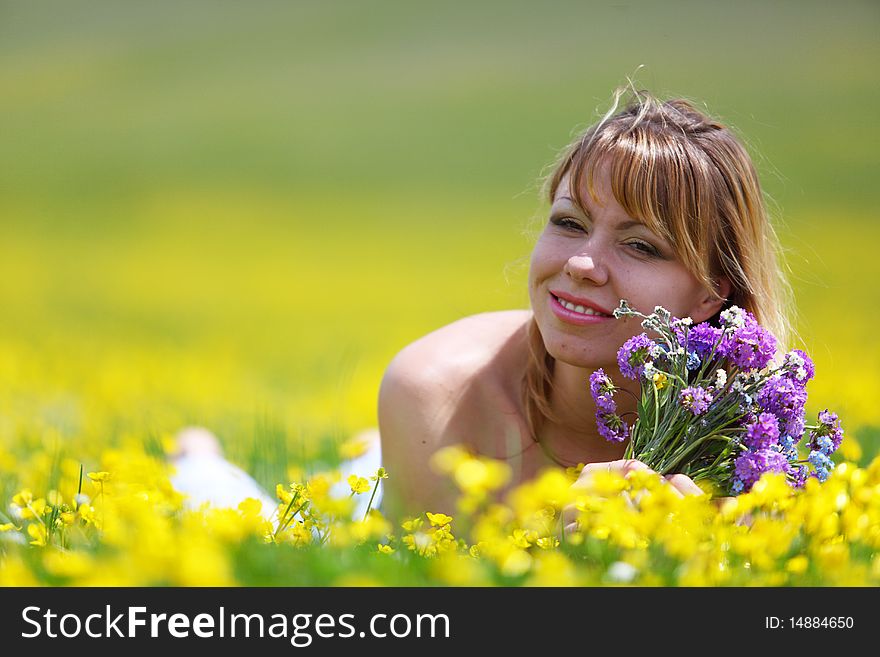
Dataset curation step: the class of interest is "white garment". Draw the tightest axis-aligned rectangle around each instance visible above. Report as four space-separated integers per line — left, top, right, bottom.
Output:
169 427 383 522
171 452 279 520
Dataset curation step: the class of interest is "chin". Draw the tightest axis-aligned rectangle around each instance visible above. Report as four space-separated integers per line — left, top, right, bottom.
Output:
541 330 614 370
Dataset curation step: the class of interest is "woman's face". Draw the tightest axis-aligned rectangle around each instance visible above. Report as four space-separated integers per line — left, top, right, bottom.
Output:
528 164 724 369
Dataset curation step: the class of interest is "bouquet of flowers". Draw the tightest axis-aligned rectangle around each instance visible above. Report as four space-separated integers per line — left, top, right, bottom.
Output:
589 300 843 495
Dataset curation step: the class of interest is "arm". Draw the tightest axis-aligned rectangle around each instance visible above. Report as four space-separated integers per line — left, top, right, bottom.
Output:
377 351 460 525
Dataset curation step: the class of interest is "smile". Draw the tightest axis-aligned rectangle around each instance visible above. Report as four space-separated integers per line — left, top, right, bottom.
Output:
553 295 608 316
548 292 614 325
551 294 612 317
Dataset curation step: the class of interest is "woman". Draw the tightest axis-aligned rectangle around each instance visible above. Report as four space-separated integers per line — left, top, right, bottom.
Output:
378 89 792 523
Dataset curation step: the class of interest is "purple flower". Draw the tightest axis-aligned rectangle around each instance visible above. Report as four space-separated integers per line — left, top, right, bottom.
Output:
590 369 629 443
679 386 713 416
688 323 724 360
783 414 806 441
617 333 660 380
597 412 629 443
590 368 615 399
783 413 804 440
809 409 844 454
743 412 781 450
782 349 815 387
589 369 617 415
787 464 809 489
818 409 838 426
734 449 789 490
757 374 807 424
719 311 777 371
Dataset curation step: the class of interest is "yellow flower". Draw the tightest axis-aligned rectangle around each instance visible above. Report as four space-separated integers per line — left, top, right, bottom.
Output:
500 549 532 577
401 517 424 533
565 463 586 481
237 497 264 518
0 522 21 532
348 475 371 495
275 483 296 505
12 489 34 506
426 512 453 527
87 471 111 482
339 436 369 460
536 536 559 550
27 523 47 547
652 372 668 390
17 497 47 520
786 556 809 574
370 467 388 482
377 544 395 554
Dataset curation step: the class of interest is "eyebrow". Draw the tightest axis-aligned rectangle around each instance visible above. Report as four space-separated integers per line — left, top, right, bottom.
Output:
553 195 645 231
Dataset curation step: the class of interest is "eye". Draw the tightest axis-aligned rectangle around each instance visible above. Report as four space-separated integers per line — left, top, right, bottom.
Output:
550 216 585 232
626 240 660 257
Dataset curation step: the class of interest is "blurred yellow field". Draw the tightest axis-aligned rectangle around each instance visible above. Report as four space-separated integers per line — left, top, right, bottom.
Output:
1 1 878 586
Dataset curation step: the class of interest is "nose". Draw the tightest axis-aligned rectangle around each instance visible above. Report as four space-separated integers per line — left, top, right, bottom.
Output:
564 248 609 286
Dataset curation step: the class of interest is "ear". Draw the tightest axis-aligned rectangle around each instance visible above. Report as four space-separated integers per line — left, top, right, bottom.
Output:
690 275 732 323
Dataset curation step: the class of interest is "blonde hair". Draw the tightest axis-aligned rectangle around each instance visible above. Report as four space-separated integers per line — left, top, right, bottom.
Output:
522 88 795 441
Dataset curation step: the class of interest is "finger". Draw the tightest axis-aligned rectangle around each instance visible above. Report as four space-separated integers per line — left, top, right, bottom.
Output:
562 502 575 528
576 459 654 485
664 474 704 497
712 496 736 510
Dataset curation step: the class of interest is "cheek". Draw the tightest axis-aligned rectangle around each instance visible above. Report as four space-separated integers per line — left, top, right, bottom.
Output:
529 239 565 281
626 270 703 317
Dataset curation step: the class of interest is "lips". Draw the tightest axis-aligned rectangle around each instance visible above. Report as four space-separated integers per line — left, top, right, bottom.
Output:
548 290 614 317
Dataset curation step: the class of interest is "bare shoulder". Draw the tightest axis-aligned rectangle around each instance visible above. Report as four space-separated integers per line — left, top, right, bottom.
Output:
377 310 531 518
385 310 532 382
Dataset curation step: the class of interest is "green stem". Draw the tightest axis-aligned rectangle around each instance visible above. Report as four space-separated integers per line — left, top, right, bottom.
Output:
75 464 83 511
363 479 380 521
660 434 732 474
277 501 309 536
273 491 300 538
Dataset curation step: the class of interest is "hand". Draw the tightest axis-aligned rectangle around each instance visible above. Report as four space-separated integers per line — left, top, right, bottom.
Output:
563 459 705 533
573 459 704 497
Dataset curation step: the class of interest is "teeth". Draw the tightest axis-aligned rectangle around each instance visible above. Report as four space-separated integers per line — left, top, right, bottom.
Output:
556 296 606 316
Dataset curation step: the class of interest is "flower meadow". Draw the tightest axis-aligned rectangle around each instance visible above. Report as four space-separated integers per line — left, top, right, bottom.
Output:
2 437 880 587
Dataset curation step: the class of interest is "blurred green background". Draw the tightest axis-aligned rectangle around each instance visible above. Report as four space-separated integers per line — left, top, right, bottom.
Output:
1 0 878 479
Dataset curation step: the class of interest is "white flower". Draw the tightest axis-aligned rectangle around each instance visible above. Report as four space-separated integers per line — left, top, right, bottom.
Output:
720 305 746 329
643 361 657 380
785 351 808 381
652 306 672 321
715 369 727 388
